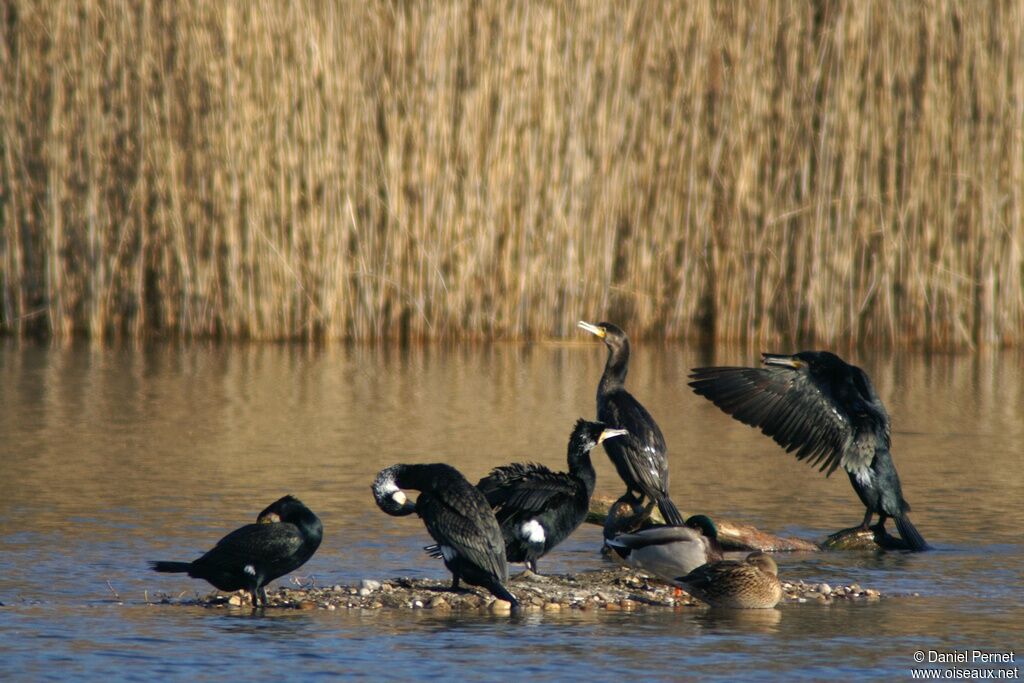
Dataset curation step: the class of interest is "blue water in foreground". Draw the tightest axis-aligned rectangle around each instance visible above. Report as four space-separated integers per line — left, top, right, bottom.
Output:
1 342 1021 680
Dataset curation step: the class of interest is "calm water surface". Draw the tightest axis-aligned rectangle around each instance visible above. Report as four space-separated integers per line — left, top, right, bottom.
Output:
1 341 1022 681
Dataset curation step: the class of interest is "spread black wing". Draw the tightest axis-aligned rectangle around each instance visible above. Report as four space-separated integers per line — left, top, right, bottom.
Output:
688 364 856 476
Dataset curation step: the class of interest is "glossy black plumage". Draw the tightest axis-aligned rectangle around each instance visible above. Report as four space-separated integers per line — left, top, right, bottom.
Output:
372 463 518 606
689 351 928 551
578 321 686 526
149 495 324 606
474 419 627 574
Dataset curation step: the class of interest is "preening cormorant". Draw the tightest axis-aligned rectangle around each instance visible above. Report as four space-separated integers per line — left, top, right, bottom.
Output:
473 419 627 574
673 551 783 609
372 463 518 607
689 351 929 551
606 514 724 582
150 495 324 607
578 320 686 526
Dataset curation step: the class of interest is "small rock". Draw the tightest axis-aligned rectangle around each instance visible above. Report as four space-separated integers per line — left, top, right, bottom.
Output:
605 602 621 611
620 599 637 611
358 588 372 597
360 579 381 592
429 597 450 610
228 595 243 606
297 600 316 610
491 599 513 613
797 597 807 603
819 583 832 595
543 602 561 612
412 600 424 608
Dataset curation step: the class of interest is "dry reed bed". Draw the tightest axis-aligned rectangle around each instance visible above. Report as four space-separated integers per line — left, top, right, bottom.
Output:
1 1 1021 346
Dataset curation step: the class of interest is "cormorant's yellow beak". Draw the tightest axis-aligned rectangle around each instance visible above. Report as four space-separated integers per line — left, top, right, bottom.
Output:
762 354 803 369
598 427 629 443
578 321 606 339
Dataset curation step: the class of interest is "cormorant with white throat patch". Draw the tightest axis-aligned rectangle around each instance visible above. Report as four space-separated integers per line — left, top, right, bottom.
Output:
578 320 686 526
474 419 627 574
372 463 518 606
689 351 928 551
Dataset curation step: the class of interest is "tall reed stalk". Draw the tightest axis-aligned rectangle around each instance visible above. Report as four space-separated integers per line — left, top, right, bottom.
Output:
1 1 1021 347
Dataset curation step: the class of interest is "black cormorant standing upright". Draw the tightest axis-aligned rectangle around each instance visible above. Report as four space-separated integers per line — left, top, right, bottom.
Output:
150 495 324 606
474 419 627 573
578 320 686 526
372 463 518 606
689 351 928 551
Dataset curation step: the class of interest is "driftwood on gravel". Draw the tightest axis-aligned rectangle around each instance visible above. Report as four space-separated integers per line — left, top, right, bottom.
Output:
587 495 898 552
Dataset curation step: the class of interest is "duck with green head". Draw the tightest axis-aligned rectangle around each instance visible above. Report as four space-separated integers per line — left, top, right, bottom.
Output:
606 515 724 582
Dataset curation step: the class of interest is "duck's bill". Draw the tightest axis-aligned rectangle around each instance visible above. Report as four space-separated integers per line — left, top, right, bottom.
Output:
577 321 605 338
598 427 629 443
761 353 802 368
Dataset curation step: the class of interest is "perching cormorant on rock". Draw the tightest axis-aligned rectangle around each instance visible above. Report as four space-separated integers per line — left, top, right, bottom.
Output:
372 463 518 607
473 419 627 574
689 351 929 551
606 514 724 582
578 320 686 526
149 495 324 607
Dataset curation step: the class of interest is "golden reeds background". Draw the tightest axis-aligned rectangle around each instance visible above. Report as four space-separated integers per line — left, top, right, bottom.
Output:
1 1 1022 346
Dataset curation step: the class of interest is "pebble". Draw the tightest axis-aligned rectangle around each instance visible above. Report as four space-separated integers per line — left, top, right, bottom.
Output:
168 567 883 612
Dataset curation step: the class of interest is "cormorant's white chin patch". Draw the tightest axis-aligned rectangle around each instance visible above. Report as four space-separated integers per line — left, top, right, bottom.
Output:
439 545 457 562
520 520 546 545
391 490 407 505
244 564 256 576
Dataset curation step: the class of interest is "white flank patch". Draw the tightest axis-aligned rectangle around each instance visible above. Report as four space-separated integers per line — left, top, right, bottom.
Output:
244 564 256 576
439 545 457 562
854 468 873 487
520 520 546 545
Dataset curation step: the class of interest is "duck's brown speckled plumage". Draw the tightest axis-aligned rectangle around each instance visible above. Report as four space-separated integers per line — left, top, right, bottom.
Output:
674 551 782 609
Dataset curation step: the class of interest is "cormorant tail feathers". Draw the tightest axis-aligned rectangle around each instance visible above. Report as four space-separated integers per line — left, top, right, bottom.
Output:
895 515 929 552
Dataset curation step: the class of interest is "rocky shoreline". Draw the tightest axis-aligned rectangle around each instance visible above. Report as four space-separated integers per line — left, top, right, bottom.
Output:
151 566 882 612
